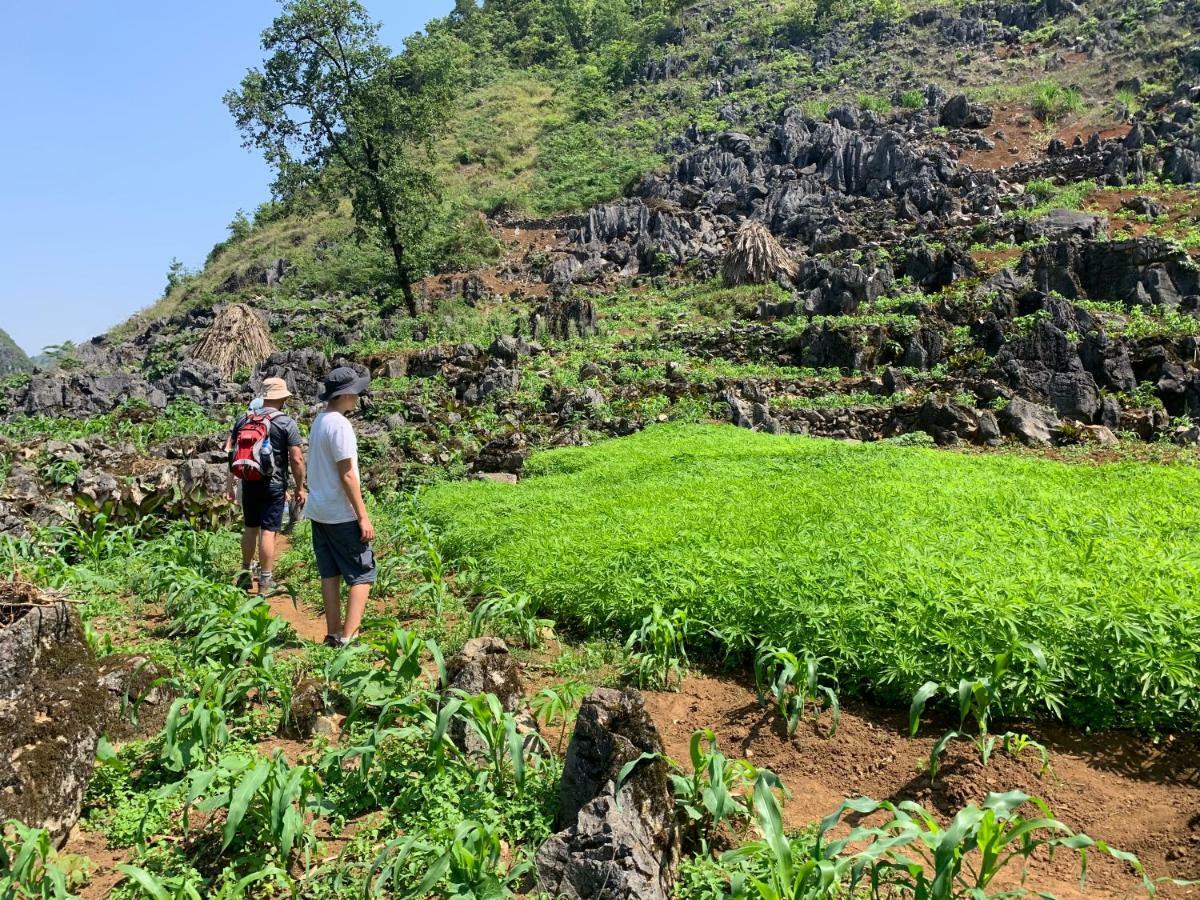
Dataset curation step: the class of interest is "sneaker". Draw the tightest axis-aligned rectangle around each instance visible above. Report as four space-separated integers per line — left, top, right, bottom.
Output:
235 570 253 592
322 634 343 648
258 573 277 596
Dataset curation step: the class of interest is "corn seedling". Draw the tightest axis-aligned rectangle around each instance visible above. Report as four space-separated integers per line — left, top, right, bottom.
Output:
469 587 555 648
158 668 255 772
331 624 444 728
910 644 1051 782
405 525 455 614
0 819 76 899
755 646 840 738
368 820 528 898
171 750 319 866
624 604 688 691
669 729 783 855
115 864 287 899
433 690 544 795
833 790 1161 898
530 680 591 753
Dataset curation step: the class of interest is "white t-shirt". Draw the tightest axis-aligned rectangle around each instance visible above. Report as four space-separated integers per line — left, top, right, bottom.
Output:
305 411 359 524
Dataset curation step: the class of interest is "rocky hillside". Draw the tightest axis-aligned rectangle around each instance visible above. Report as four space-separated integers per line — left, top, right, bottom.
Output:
0 328 31 377
3 0 1200 532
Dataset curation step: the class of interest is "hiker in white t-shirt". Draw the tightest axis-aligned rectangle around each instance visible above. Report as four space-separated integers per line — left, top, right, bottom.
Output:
306 367 376 647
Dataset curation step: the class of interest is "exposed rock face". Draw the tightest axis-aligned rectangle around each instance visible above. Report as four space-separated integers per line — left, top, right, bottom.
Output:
446 637 524 712
530 297 598 340
939 94 992 129
280 678 326 740
999 395 1062 445
21 370 166 418
97 654 177 741
1020 236 1200 308
535 688 680 900
0 601 105 846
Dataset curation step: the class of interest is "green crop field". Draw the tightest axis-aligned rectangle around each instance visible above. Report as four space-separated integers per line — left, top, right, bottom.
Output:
424 424 1200 732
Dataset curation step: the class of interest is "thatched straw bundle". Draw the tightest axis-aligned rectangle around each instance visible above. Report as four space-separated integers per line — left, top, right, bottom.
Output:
722 220 797 286
191 303 274 379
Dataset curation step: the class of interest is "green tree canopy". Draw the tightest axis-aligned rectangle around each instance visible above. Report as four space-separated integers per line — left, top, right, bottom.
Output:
225 0 461 316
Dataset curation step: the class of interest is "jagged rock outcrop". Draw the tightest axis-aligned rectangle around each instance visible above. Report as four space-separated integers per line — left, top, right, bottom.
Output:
535 688 680 899
1020 236 1200 308
0 600 105 846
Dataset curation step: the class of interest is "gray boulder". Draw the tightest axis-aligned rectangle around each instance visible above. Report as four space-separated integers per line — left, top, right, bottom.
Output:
535 688 680 899
446 637 524 713
939 94 993 128
999 396 1061 445
0 601 105 845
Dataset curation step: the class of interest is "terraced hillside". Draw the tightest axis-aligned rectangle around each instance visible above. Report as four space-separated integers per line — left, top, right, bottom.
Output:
2 0 1200 898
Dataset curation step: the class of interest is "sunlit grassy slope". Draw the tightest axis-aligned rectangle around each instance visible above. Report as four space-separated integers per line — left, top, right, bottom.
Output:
423 424 1200 730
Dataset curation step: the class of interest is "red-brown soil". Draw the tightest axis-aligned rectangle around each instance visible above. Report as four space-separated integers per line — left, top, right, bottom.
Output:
959 102 1131 171
643 673 1200 899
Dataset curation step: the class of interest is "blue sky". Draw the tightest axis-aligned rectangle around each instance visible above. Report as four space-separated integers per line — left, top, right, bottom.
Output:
0 1 453 356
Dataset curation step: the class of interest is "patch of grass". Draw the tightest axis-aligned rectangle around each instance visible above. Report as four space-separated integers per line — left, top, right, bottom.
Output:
1028 79 1084 122
423 424 1200 732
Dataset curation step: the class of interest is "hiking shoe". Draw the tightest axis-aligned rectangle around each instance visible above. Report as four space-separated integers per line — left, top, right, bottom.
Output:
322 634 343 648
235 570 253 592
258 573 277 596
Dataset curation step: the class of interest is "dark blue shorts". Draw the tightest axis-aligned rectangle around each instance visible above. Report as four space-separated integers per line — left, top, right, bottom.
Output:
311 520 377 586
242 482 286 532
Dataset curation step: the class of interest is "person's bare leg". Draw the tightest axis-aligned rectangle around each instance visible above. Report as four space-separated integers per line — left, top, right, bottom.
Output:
342 583 370 641
322 577 343 638
241 528 259 570
259 530 277 573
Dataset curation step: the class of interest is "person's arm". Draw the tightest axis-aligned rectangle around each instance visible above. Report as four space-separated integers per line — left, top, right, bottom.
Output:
336 458 373 541
290 446 307 506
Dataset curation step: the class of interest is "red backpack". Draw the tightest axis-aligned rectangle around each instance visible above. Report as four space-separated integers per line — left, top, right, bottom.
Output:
230 410 279 482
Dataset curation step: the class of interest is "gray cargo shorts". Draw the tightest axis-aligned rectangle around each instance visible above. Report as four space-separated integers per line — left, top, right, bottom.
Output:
311 520 377 586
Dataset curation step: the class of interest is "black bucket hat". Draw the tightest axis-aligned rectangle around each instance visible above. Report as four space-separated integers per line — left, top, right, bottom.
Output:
319 366 371 402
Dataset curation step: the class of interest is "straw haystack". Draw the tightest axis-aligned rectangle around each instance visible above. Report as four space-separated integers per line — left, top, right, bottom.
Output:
722 220 796 286
191 303 274 379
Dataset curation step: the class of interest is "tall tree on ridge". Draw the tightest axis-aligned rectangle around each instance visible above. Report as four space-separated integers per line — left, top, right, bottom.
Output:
225 0 459 317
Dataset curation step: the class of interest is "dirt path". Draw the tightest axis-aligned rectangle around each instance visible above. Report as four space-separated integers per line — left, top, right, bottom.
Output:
642 674 1200 899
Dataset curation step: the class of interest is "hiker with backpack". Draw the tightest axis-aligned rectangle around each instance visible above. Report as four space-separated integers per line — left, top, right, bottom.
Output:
306 367 375 647
225 377 306 595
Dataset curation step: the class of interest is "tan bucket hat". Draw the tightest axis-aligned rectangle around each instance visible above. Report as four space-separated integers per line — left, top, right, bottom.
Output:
262 377 293 401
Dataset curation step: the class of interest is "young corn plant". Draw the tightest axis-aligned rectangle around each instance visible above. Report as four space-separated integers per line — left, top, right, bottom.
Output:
754 646 840 738
171 750 319 867
670 729 783 855
624 604 688 691
829 790 1163 899
910 644 1051 782
333 624 445 728
432 690 545 796
0 819 77 899
116 864 288 899
530 680 591 753
468 587 555 648
405 525 456 615
157 667 272 772
367 820 528 899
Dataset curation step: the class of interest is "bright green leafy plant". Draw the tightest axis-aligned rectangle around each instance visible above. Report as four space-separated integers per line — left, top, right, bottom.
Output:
754 646 840 738
624 604 688 691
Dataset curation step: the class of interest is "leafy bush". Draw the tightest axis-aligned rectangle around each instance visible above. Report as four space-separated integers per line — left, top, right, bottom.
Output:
423 424 1200 730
